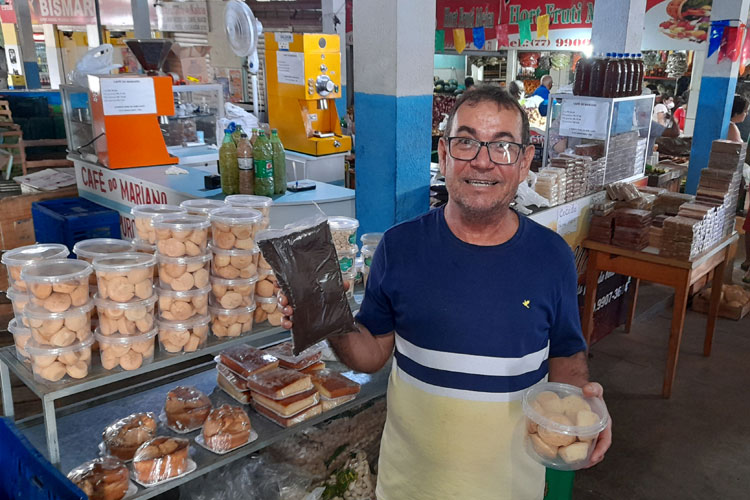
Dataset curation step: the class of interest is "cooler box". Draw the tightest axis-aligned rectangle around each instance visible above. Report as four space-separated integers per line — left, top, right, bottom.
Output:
32 197 121 250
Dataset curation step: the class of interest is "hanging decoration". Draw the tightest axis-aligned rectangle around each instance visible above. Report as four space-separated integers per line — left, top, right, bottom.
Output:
518 18 532 45
453 28 466 54
718 24 745 63
435 30 445 52
536 14 550 40
472 26 485 50
496 24 510 47
708 20 729 58
740 29 750 76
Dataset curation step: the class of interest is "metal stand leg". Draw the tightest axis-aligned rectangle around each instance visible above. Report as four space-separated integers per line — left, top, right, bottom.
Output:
43 396 60 467
0 360 14 418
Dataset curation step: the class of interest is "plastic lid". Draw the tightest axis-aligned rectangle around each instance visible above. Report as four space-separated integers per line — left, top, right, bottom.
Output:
152 214 211 231
156 284 211 298
94 293 158 309
73 239 135 260
131 239 156 252
25 300 95 320
92 253 156 272
208 243 260 256
328 216 359 231
180 199 227 216
95 327 157 345
255 295 279 305
20 259 93 284
2 244 69 266
209 304 257 316
209 274 259 286
522 382 609 437
224 194 273 208
157 314 211 330
209 206 263 224
156 252 212 265
131 204 186 219
361 244 377 255
8 317 30 336
337 246 358 258
25 334 94 356
360 232 383 245
6 286 27 302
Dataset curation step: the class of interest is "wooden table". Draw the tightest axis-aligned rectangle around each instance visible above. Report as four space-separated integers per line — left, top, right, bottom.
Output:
581 234 738 398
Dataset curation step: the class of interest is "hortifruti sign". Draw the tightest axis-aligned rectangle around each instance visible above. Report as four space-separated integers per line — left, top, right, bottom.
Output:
498 0 595 50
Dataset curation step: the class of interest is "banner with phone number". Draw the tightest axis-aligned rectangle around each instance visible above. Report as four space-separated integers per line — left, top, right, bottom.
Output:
496 0 594 50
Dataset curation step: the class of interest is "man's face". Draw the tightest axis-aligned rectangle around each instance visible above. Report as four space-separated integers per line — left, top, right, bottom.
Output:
438 100 533 221
546 78 554 90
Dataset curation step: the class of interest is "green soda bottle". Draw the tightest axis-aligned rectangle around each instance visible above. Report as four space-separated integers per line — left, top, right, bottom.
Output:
270 129 287 194
253 130 275 196
219 129 239 195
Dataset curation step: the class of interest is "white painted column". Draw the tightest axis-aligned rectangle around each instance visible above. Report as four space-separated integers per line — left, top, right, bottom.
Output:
322 0 347 116
86 25 101 48
42 25 64 89
683 50 706 137
590 0 647 54
12 0 41 88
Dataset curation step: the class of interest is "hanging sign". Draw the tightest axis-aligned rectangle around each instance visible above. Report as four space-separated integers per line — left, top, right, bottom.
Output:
642 0 712 51
436 0 499 49
559 98 610 140
156 1 209 34
498 0 594 50
30 0 97 24
0 0 16 24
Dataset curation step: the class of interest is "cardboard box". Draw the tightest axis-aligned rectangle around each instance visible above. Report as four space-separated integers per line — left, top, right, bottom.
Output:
164 44 212 83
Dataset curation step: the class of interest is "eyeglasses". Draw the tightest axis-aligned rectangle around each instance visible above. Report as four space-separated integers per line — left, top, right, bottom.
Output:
446 137 527 165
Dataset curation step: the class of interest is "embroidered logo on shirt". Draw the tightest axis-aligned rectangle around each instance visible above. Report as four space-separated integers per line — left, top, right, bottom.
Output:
522 300 530 309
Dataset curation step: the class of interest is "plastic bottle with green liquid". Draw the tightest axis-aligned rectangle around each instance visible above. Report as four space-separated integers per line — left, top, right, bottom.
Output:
253 130 274 196
219 129 239 195
270 129 287 195
232 124 244 145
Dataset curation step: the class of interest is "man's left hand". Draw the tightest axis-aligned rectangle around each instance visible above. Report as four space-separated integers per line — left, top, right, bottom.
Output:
581 382 611 467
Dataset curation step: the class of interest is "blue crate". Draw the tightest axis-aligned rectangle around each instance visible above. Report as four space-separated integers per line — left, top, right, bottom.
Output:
32 197 120 251
0 418 85 499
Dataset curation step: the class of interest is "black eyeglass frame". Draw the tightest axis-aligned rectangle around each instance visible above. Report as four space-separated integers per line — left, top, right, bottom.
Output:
445 136 530 165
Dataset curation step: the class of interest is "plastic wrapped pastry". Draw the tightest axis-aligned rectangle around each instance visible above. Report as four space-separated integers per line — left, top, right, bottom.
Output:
67 456 130 500
246 367 313 399
132 436 189 485
202 404 252 452
218 345 279 378
164 386 211 432
103 412 157 461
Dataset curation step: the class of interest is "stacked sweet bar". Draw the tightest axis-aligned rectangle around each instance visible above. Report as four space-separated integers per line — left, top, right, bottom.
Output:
611 208 653 250
660 216 706 259
551 156 585 202
649 215 668 249
707 139 746 237
584 158 607 195
534 172 561 206
604 131 640 184
589 215 614 244
653 192 695 217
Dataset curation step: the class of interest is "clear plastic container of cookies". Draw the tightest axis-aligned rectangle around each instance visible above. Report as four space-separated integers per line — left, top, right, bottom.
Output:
209 244 260 279
95 294 158 336
255 269 279 298
342 271 356 299
2 243 70 292
179 199 227 217
7 286 30 326
156 285 210 321
153 215 211 257
360 232 383 247
92 253 157 303
157 315 211 354
73 238 136 263
208 207 263 251
96 327 158 371
209 275 257 309
328 216 359 253
361 244 376 287
131 204 187 245
522 382 610 471
209 304 256 338
254 295 283 326
336 246 357 274
21 259 92 313
25 300 94 347
8 317 31 361
224 194 272 229
25 334 95 383
157 253 211 292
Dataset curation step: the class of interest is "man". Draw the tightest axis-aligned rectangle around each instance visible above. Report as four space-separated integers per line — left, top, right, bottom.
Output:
281 85 611 499
532 74 553 116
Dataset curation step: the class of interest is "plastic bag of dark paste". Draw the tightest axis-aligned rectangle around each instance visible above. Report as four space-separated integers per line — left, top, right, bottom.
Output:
257 216 356 355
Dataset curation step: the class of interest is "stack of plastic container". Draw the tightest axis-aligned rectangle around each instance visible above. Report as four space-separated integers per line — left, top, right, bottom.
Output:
2 244 69 364
328 216 360 299
91 253 158 371
150 214 213 354
360 232 383 289
207 205 268 335
130 204 187 253
20 259 95 383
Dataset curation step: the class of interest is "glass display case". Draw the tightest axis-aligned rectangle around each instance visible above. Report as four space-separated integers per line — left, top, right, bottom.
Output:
542 94 655 187
61 83 225 161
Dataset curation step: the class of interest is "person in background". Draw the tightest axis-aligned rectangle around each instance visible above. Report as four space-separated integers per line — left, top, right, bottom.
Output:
672 96 687 133
532 75 553 116
464 77 475 89
652 94 670 127
280 85 611 499
726 94 748 143
508 80 525 101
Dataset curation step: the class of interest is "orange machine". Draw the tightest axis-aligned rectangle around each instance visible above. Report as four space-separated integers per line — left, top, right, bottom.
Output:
89 39 178 169
264 33 351 156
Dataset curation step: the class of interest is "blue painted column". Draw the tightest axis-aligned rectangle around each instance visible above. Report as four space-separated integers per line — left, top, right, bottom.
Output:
688 0 750 194
353 0 434 234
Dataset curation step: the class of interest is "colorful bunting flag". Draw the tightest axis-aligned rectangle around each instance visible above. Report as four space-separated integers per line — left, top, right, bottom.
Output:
472 26 485 50
518 18 532 45
537 14 550 39
708 20 729 58
496 24 510 47
453 28 466 54
435 30 445 52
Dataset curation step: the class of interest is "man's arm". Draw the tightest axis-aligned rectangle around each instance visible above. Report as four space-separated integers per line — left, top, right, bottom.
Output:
549 350 611 467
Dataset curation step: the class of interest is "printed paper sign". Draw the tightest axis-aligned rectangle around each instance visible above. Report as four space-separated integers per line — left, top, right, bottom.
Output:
557 201 580 236
101 78 156 116
559 98 610 139
277 52 305 86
